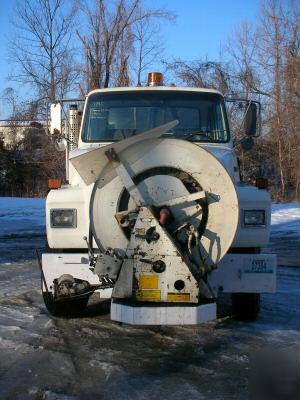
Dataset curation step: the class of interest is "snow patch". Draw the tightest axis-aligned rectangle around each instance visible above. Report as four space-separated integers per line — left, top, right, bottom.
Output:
89 360 120 380
0 197 46 262
272 203 300 225
0 197 45 238
271 203 300 238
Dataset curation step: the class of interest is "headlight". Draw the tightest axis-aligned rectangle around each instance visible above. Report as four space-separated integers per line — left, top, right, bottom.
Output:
243 210 265 226
50 209 77 228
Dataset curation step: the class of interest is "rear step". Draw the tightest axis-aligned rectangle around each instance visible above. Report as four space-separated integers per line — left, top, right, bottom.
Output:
111 301 216 325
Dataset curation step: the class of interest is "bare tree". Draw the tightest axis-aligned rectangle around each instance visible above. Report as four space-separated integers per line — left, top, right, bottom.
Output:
78 0 136 90
226 22 263 97
9 0 78 104
132 7 174 86
0 87 65 197
226 0 300 200
77 0 174 91
114 27 133 87
165 59 232 94
165 1 299 200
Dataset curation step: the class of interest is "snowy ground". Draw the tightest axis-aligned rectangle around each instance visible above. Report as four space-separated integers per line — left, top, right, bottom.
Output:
271 203 300 236
0 197 45 264
0 198 300 399
270 203 300 267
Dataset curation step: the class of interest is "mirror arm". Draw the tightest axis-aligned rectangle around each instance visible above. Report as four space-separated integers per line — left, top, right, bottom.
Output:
257 101 262 136
233 137 244 148
45 129 76 146
233 136 254 150
52 133 77 146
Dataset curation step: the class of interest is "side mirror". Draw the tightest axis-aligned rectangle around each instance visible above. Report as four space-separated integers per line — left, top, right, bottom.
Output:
50 102 62 135
244 102 257 136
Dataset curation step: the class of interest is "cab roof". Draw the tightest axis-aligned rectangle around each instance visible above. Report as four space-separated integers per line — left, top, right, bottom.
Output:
88 86 224 97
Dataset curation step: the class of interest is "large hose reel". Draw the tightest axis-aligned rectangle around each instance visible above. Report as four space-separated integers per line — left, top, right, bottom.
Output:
71 121 239 303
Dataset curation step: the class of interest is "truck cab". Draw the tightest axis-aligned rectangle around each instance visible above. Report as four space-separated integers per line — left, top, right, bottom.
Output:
42 73 276 324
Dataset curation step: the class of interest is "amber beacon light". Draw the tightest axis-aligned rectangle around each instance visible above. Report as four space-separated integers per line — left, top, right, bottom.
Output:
147 72 164 86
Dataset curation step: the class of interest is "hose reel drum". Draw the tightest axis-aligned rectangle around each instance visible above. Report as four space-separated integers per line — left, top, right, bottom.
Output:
90 138 239 266
71 123 239 303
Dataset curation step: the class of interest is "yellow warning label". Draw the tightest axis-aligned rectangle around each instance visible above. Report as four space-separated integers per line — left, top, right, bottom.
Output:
167 293 191 302
135 290 161 301
139 275 158 289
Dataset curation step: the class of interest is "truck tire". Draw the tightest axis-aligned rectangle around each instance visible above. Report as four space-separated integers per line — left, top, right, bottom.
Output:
42 291 89 318
232 293 260 321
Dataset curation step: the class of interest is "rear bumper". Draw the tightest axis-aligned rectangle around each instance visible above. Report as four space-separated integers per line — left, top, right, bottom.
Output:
208 253 277 296
111 301 216 325
42 251 277 299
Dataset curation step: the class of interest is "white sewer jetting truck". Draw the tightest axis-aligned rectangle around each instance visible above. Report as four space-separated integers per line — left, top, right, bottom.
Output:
40 72 276 325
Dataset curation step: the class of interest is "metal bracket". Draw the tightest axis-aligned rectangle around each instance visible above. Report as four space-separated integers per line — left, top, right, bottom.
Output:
36 249 52 302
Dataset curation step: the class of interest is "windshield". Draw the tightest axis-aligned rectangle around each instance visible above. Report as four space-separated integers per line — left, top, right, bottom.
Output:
82 91 230 143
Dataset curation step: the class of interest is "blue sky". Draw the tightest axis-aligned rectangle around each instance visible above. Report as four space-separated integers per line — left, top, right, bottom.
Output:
146 0 259 61
0 0 260 118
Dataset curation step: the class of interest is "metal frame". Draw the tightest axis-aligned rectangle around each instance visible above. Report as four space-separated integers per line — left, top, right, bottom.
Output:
48 98 85 181
36 249 51 300
47 98 85 133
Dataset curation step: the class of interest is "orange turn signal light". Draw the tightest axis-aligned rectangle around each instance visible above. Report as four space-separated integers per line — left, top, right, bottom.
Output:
48 179 62 189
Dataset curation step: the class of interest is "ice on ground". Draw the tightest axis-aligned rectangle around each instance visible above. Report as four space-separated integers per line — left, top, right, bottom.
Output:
272 203 300 226
0 201 299 398
0 197 46 263
270 204 300 266
271 203 300 236
0 197 45 238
